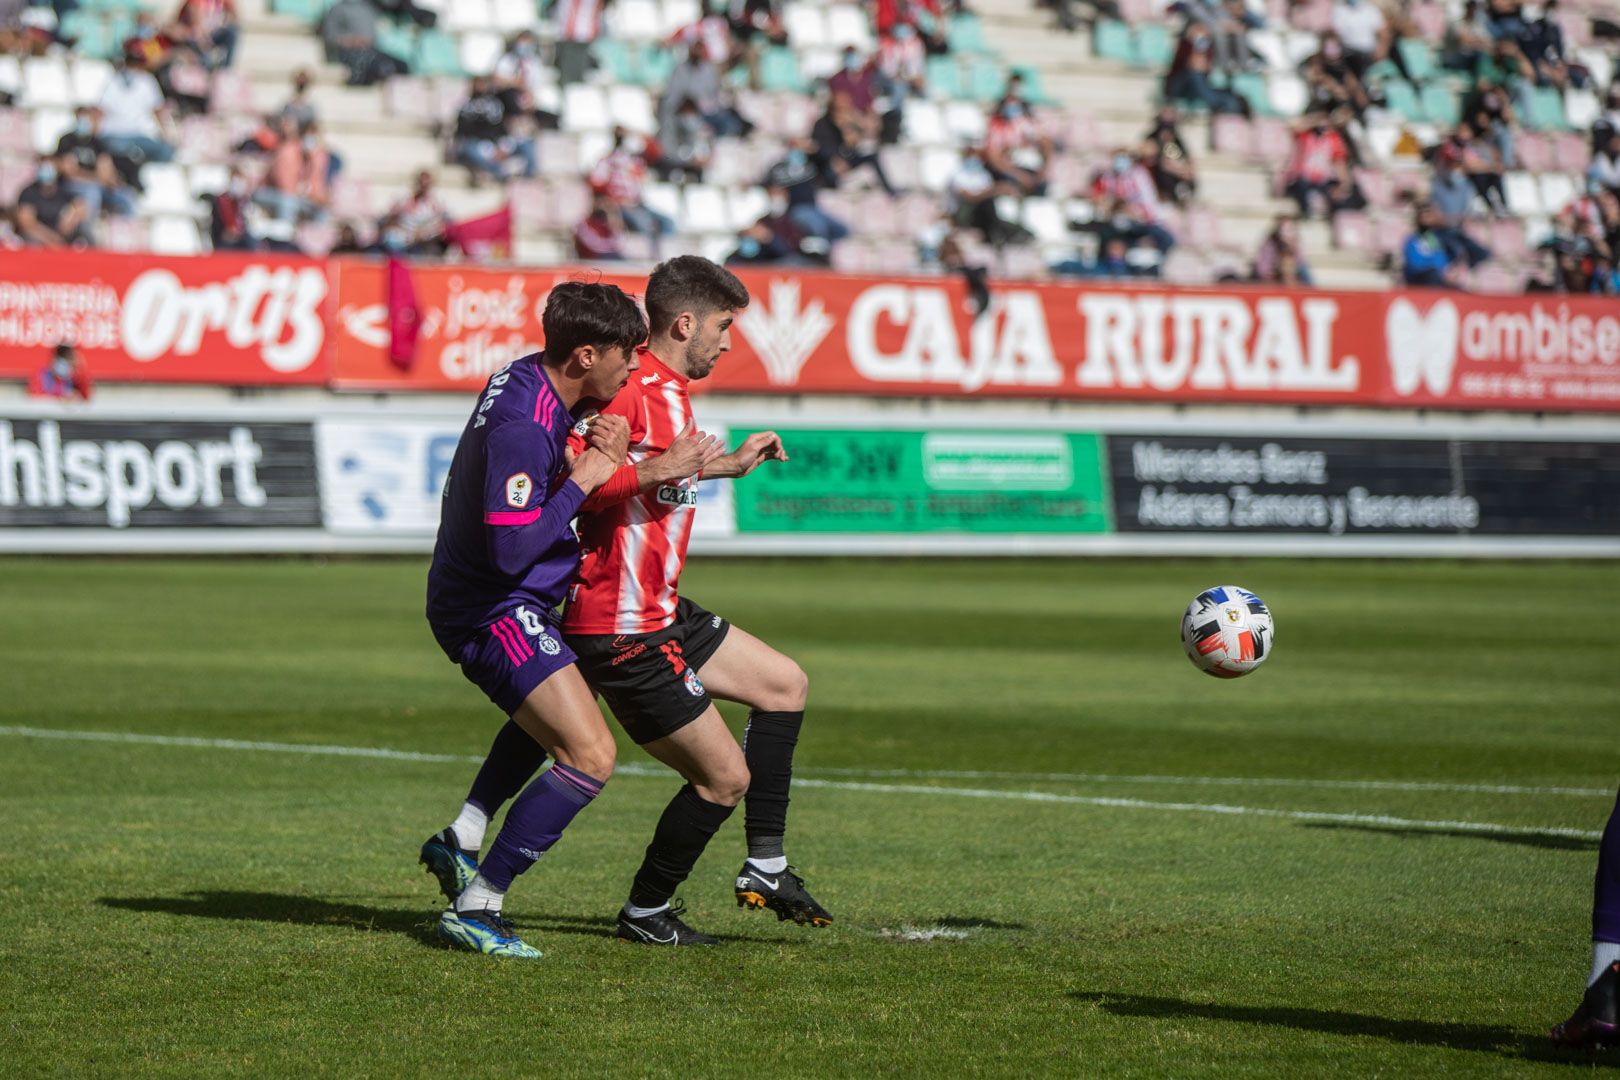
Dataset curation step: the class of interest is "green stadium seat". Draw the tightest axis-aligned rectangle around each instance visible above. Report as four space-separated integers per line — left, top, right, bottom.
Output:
79 0 144 13
1525 86 1566 131
1008 65 1050 105
925 55 963 99
1381 79 1423 122
593 39 635 84
1131 24 1174 69
1093 19 1132 62
414 29 464 77
1396 39 1437 84
1419 82 1459 125
269 0 328 20
639 43 675 87
947 15 992 55
1227 71 1270 117
759 46 805 93
965 58 1005 102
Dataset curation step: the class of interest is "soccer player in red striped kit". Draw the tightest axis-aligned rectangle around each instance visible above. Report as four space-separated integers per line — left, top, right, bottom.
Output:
420 256 831 945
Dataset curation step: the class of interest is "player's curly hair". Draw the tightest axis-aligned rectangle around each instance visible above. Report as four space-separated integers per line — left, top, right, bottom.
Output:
541 281 647 363
644 256 750 334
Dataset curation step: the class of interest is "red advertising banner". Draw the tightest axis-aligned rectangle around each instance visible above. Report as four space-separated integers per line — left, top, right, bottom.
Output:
0 251 330 385
328 259 1620 412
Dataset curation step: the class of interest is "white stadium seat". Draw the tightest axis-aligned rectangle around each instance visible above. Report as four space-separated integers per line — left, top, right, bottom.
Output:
70 60 113 109
1538 173 1576 216
459 31 505 77
641 180 681 222
562 84 609 132
443 0 494 33
189 163 230 198
607 85 656 134
902 100 946 146
682 184 729 232
1503 171 1542 217
1021 197 1068 244
149 215 202 255
943 101 987 142
139 162 195 215
21 56 72 110
727 185 769 230
784 6 829 48
29 107 72 155
607 0 661 40
490 0 537 33
825 5 873 50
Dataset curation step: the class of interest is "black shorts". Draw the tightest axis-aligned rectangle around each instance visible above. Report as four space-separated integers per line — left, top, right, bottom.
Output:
569 597 731 745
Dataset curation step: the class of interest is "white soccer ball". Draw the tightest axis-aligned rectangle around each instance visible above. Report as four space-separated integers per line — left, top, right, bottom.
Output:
1180 585 1274 679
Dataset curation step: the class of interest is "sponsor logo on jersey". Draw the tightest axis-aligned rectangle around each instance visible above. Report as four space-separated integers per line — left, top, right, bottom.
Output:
656 484 698 507
505 472 533 508
610 642 648 666
640 373 662 385
710 615 722 629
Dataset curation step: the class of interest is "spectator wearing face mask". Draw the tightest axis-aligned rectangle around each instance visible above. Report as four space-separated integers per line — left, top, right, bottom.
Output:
877 23 926 104
1088 148 1172 247
574 192 625 260
947 145 1032 248
1428 147 1492 266
589 128 673 255
763 139 847 245
1164 22 1250 115
984 97 1052 196
660 42 751 140
827 48 901 146
172 0 239 71
1303 31 1372 116
812 91 898 195
1252 215 1313 285
1330 0 1399 81
1281 115 1365 220
453 75 538 185
493 31 561 129
15 157 90 248
29 343 92 401
255 114 331 222
54 107 137 222
320 0 408 86
98 53 175 164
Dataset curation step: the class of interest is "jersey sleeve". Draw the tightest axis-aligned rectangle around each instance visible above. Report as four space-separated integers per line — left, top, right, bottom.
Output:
482 422 587 577
572 381 651 512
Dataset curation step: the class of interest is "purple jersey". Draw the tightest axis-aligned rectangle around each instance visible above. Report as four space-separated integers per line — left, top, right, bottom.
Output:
426 354 587 653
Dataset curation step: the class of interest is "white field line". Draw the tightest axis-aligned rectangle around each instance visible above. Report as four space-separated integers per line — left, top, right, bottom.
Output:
1 725 1603 842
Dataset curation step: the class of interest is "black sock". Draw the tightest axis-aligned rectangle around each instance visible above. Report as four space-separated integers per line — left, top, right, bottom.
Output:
629 784 735 909
742 710 803 862
465 720 548 819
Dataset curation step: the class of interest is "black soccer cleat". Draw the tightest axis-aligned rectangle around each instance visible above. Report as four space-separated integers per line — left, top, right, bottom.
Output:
616 900 717 946
735 863 832 926
1550 960 1619 1050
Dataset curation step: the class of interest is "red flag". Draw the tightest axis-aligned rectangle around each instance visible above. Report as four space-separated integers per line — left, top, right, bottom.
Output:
445 204 514 260
386 256 419 372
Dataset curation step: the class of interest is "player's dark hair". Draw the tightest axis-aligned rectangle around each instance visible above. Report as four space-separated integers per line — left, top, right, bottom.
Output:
644 256 750 334
541 281 647 364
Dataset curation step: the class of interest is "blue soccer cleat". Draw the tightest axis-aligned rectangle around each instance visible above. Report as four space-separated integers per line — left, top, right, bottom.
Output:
437 908 543 959
419 829 479 904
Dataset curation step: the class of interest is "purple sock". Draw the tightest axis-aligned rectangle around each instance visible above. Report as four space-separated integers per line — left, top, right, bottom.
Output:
465 720 549 817
1595 785 1620 945
479 764 606 891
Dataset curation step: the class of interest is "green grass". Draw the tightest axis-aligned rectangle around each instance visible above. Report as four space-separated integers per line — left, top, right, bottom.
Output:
0 557 1617 1078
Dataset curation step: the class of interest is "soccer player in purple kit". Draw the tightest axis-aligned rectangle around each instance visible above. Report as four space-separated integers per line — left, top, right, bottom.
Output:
420 280 643 959
1550 787 1619 1049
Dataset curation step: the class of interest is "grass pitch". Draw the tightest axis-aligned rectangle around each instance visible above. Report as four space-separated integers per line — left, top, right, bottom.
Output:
0 556 1617 1078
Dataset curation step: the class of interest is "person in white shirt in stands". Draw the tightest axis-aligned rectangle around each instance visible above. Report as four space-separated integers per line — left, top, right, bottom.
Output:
1330 0 1395 80
98 52 175 164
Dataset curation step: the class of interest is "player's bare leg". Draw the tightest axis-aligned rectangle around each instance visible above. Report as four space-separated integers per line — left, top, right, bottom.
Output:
697 627 831 926
438 668 615 959
615 706 745 945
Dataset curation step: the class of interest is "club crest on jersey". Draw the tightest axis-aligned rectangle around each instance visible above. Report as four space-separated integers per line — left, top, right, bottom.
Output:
515 604 562 654
656 484 698 507
683 668 705 697
505 472 533 508
535 633 561 656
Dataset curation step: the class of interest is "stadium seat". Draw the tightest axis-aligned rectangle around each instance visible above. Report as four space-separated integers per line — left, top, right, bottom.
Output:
1419 83 1459 126
1524 87 1566 131
576 129 613 168
562 84 609 132
799 49 842 83
965 59 1005 103
727 185 769 230
943 101 987 142
1503 171 1542 216
100 215 147 251
70 59 113 108
947 14 992 55
1132 24 1174 69
443 0 494 33
917 147 960 192
784 6 829 49
659 0 700 37
1332 210 1372 252
21 57 73 110
1489 216 1527 262
29 107 72 155
415 31 467 77
607 85 655 134
1264 73 1306 117
149 215 202 255
188 163 229 198
1380 80 1423 123
1576 47 1613 93
1564 88 1600 131
1093 20 1132 62
592 39 636 84
682 184 729 233
139 163 195 215
925 56 963 100
758 48 806 93
1539 173 1576 216
270 0 330 20
490 0 537 34
1515 132 1553 173
1396 39 1438 83
1021 197 1067 244
605 0 660 41
902 100 947 145
1246 29 1288 71
459 31 504 76
826 5 872 51
0 108 29 156
641 180 681 223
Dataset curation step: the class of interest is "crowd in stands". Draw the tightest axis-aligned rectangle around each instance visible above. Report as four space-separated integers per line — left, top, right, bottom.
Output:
1 0 1617 294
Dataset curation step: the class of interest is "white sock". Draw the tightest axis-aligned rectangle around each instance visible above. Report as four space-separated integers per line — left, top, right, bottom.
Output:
748 855 788 875
455 873 504 914
1592 941 1620 987
624 901 670 919
449 802 489 852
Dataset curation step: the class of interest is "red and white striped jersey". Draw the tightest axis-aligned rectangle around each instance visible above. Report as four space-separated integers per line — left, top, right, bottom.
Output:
563 346 699 635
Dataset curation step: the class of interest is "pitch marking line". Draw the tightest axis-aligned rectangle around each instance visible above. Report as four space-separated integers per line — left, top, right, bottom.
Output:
2 726 1603 842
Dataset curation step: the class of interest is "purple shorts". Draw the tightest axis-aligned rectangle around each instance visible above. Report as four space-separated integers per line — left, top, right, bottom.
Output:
451 603 579 716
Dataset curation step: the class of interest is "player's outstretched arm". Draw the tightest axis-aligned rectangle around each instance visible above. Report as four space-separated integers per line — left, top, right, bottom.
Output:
580 419 727 511
702 431 789 480
484 417 629 577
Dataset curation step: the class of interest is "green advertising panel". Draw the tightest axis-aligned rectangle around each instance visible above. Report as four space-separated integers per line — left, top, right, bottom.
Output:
732 429 1113 534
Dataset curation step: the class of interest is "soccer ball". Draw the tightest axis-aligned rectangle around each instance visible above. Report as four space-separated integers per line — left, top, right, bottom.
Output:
1180 585 1274 679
